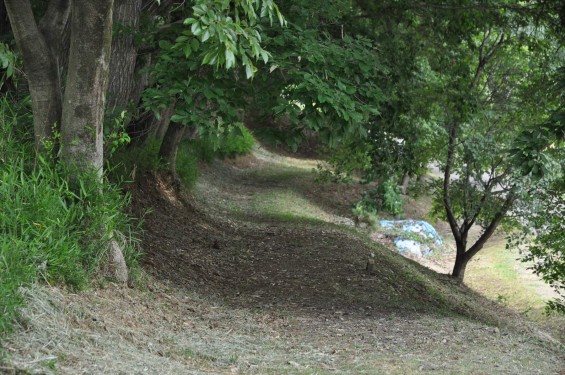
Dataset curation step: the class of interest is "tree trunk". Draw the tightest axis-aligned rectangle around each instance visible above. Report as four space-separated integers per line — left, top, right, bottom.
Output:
154 99 177 140
40 0 72 99
443 123 462 244
451 252 469 280
400 172 410 194
61 0 114 175
107 0 142 114
158 121 185 172
38 0 71 76
61 0 128 284
4 0 65 152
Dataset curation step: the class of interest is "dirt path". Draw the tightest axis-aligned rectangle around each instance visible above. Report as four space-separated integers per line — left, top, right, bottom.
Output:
133 148 564 373
3 148 564 374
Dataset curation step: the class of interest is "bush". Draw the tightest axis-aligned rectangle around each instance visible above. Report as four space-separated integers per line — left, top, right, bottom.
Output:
381 179 404 215
109 137 164 180
175 122 256 187
316 140 373 184
353 178 404 218
190 123 255 162
217 123 256 157
176 143 199 188
0 100 139 335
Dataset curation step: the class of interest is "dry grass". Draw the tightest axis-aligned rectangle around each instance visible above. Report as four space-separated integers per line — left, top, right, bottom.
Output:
2 281 564 374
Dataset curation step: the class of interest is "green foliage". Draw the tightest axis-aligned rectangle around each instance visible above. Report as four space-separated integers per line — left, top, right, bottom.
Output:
184 0 284 76
105 111 131 157
0 99 140 335
253 29 386 150
380 179 404 216
110 124 253 187
353 179 404 218
110 136 201 188
214 123 256 157
0 43 17 86
176 143 199 188
513 70 565 313
351 200 378 228
512 188 565 314
142 0 285 146
188 123 256 162
315 140 373 184
186 135 216 164
510 118 565 182
109 137 165 180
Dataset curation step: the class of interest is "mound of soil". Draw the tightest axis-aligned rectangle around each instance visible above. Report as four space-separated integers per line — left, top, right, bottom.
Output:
130 171 495 321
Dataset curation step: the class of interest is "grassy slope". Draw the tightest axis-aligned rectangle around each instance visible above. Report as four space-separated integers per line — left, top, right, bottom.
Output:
2 147 564 374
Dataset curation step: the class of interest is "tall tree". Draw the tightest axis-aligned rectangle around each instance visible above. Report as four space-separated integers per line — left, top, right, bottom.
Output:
61 0 114 175
316 0 564 282
106 0 142 114
4 0 69 151
5 0 130 282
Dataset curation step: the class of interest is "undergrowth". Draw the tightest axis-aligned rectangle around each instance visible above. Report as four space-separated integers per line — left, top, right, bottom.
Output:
188 123 256 162
352 178 405 221
110 123 255 188
0 97 140 336
110 137 164 180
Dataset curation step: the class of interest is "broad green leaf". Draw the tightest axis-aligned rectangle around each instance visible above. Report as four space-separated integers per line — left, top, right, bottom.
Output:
245 63 254 79
191 22 202 36
225 49 236 69
184 45 192 58
170 114 186 123
202 30 211 42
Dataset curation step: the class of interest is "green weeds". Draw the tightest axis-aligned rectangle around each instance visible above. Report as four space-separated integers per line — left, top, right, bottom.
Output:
176 143 199 188
0 98 139 336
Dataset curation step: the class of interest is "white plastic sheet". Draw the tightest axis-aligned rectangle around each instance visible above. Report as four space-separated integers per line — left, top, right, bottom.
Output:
379 220 443 257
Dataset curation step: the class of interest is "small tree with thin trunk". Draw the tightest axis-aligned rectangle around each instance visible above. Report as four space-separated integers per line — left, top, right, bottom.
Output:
440 123 517 279
433 23 557 280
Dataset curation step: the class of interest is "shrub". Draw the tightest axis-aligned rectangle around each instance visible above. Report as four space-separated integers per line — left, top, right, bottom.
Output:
190 123 256 162
353 178 404 218
216 123 256 157
109 137 164 180
316 140 373 183
176 143 199 188
381 178 404 215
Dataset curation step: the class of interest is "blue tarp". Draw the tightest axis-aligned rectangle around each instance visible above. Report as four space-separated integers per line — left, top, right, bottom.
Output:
379 220 443 257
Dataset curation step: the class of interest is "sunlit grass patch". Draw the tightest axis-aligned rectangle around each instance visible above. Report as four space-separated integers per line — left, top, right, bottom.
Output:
251 190 331 224
466 242 558 318
247 164 313 184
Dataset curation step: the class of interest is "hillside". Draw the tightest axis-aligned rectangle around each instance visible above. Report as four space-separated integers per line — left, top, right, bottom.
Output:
2 147 564 374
